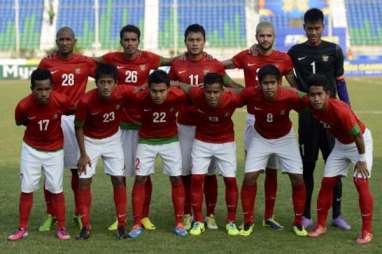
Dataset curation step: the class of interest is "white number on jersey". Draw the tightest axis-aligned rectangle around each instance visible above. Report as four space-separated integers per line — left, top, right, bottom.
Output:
38 119 49 131
310 61 316 74
266 113 273 123
102 112 115 123
188 74 199 86
125 70 138 83
153 112 166 123
62 73 75 86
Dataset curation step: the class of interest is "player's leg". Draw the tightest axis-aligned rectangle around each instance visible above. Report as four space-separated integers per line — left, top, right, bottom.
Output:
110 176 127 239
129 142 156 238
8 142 41 241
287 173 307 237
204 166 218 230
177 124 195 230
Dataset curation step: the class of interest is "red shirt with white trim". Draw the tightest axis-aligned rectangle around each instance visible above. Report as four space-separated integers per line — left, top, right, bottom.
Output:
169 55 226 125
75 86 134 139
15 92 74 151
38 53 96 107
102 51 161 126
241 86 302 139
303 97 366 144
188 87 245 143
232 50 293 88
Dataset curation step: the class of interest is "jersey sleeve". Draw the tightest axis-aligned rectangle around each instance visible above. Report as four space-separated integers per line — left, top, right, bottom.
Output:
231 92 246 108
101 52 114 64
340 106 361 137
148 52 161 70
60 94 76 114
38 57 49 69
188 87 203 104
168 64 177 80
15 102 27 126
231 50 245 68
283 54 294 74
74 98 87 128
87 57 98 78
288 88 305 112
334 45 345 79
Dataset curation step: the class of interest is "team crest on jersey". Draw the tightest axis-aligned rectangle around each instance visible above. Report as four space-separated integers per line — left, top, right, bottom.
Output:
116 104 121 110
280 110 285 115
169 107 175 112
224 112 229 117
319 120 331 129
75 68 81 74
53 113 59 119
322 55 329 62
140 64 146 71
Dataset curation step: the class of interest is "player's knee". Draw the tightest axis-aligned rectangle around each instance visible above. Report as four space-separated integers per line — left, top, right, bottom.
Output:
135 175 147 184
79 178 92 189
243 172 260 186
111 175 125 186
169 175 182 184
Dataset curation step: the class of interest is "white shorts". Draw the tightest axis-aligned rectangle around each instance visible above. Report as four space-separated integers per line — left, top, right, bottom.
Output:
245 128 303 174
61 115 80 169
177 124 195 175
243 114 279 169
121 129 138 177
135 141 182 176
20 142 64 193
324 129 373 178
192 140 237 177
79 130 125 179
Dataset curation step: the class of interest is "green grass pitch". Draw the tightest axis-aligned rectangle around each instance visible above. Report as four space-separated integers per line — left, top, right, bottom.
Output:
0 78 381 253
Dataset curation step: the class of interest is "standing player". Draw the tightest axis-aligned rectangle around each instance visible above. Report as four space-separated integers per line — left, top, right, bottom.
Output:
223 21 295 230
303 74 373 244
38 27 96 231
169 24 241 230
239 64 307 237
127 70 187 238
99 25 175 231
288 8 351 229
8 69 73 241
74 64 134 240
175 73 244 236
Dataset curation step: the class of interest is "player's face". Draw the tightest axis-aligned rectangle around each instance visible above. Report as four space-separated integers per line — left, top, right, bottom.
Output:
185 32 205 56
120 32 140 56
149 83 169 104
204 83 223 108
260 75 280 100
304 21 324 46
56 30 76 56
32 79 52 105
96 75 117 99
256 27 274 51
308 85 329 109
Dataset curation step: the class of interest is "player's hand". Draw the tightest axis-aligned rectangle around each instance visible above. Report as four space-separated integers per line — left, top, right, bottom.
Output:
354 160 369 178
78 154 91 175
249 44 260 56
170 80 180 87
134 84 147 92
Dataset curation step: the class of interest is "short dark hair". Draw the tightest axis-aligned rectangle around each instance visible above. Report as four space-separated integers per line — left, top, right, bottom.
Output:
304 8 324 24
149 70 170 87
184 24 206 40
95 63 118 82
31 68 52 89
306 74 329 91
204 73 224 88
257 64 281 82
120 24 141 40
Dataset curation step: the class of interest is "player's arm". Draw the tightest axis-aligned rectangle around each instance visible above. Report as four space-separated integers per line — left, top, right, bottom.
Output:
74 120 91 175
221 59 236 69
353 132 368 178
285 70 298 88
223 73 243 89
15 104 28 126
92 56 104 64
334 46 351 105
170 80 191 93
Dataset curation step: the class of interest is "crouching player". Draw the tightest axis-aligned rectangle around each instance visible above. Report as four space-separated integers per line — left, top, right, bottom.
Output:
128 70 187 238
175 73 243 236
74 64 135 240
305 75 374 244
9 69 73 241
240 64 307 237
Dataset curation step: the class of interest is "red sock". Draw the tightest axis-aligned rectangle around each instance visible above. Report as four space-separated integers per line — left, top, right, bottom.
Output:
132 181 145 225
316 177 338 227
292 182 306 225
78 187 91 227
264 169 277 220
241 183 257 225
43 186 54 216
204 175 218 216
113 184 127 226
182 175 192 214
171 179 185 225
19 192 33 229
224 177 238 222
143 176 152 218
191 174 205 222
71 169 80 215
354 178 374 233
51 192 66 229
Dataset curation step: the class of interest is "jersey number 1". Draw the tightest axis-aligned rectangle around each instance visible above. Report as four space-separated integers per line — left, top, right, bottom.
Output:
310 61 316 74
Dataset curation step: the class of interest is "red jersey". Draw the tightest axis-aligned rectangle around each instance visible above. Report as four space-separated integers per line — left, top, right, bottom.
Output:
303 97 366 144
15 92 74 151
102 51 161 127
232 49 293 88
188 87 245 143
38 53 96 107
241 87 302 139
169 54 226 125
127 88 186 140
75 86 134 139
